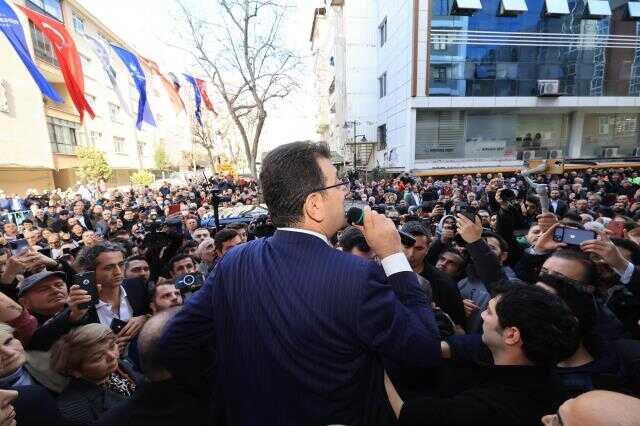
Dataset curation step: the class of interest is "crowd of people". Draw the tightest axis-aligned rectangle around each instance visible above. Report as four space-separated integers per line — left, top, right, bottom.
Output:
0 152 639 425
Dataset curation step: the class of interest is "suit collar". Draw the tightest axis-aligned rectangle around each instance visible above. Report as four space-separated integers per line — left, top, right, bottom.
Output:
277 228 331 246
272 229 332 247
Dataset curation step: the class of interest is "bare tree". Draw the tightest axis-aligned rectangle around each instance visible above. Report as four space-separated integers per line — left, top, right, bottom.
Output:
176 0 301 178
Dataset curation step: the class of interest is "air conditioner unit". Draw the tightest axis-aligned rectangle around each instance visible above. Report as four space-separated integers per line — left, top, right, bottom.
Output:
633 147 640 157
602 147 619 158
537 79 560 97
547 150 563 160
522 150 536 161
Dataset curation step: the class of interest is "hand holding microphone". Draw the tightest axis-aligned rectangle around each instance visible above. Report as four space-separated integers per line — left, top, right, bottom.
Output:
347 207 416 259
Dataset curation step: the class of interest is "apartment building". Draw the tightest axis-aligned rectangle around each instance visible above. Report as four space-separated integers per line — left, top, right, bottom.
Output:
312 0 640 175
0 0 192 194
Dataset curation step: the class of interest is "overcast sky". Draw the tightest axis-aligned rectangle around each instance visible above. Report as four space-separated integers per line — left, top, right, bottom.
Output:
77 0 319 154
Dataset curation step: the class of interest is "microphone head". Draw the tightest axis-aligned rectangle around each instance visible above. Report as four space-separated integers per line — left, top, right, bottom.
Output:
346 207 365 226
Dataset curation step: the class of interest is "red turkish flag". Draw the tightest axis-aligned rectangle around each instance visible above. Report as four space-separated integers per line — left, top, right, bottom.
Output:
195 78 216 114
18 5 94 122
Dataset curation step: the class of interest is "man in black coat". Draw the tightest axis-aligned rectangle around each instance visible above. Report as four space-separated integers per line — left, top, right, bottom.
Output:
385 285 581 426
401 222 466 329
97 307 209 426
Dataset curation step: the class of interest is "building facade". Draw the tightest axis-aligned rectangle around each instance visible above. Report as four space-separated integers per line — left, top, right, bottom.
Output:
0 0 192 194
312 0 640 174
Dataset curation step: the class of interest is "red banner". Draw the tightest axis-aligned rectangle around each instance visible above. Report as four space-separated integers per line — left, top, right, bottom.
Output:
195 78 216 114
18 5 94 122
140 56 185 113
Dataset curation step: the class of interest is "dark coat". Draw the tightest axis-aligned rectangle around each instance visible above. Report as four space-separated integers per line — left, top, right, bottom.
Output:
95 379 209 426
160 230 441 426
398 365 563 426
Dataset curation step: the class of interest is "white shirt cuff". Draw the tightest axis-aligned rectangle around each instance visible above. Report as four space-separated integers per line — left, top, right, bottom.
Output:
617 261 635 285
381 252 412 276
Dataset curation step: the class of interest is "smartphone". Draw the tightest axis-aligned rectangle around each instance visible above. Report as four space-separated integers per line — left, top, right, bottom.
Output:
168 204 181 216
9 239 29 257
458 205 477 222
174 273 204 292
73 272 99 310
110 318 127 334
607 221 625 238
553 226 597 246
38 247 52 258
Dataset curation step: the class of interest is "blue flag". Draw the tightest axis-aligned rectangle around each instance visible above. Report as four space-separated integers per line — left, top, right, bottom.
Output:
184 74 202 127
0 0 61 103
110 44 155 129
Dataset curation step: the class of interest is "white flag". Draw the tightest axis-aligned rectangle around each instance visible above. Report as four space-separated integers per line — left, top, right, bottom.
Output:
84 33 131 116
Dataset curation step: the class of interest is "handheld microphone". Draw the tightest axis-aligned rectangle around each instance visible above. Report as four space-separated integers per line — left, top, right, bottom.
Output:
346 207 416 247
536 184 550 213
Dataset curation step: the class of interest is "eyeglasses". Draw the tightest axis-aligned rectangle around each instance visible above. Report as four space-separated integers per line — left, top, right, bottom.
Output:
302 178 351 198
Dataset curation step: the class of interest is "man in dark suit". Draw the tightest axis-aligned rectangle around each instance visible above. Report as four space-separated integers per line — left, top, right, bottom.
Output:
549 189 568 217
160 141 441 426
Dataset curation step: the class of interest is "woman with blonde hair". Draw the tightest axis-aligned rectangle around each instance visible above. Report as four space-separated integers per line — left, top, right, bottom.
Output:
51 324 138 425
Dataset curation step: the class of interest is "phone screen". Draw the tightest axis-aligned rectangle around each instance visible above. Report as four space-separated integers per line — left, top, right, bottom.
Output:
168 204 181 216
553 227 597 246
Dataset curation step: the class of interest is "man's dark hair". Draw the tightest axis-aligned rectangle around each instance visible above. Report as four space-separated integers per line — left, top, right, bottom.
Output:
401 221 431 239
611 237 640 263
75 241 124 272
214 228 239 251
124 255 148 271
548 249 598 287
138 306 180 380
495 285 580 366
481 230 508 253
181 240 199 251
259 141 331 227
339 226 370 253
227 222 247 231
168 253 195 273
525 195 540 208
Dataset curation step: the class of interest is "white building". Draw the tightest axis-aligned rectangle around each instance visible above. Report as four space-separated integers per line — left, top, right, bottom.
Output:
0 0 192 194
312 0 640 175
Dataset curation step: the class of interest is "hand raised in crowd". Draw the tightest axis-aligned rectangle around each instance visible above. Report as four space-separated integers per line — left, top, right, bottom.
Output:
534 222 567 253
462 298 479 318
67 284 94 323
536 212 558 234
361 206 402 260
456 214 482 244
115 315 148 352
581 231 630 274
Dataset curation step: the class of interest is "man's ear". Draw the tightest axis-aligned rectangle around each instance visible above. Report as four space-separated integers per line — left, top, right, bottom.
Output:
502 326 522 347
303 193 325 223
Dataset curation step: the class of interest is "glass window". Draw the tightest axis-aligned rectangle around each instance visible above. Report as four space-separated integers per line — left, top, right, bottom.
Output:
88 131 101 147
72 13 85 34
379 17 387 47
113 137 126 154
378 124 387 149
29 22 58 66
378 73 387 98
583 114 640 157
433 34 447 50
109 103 121 122
47 117 78 154
27 0 63 21
415 109 570 160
